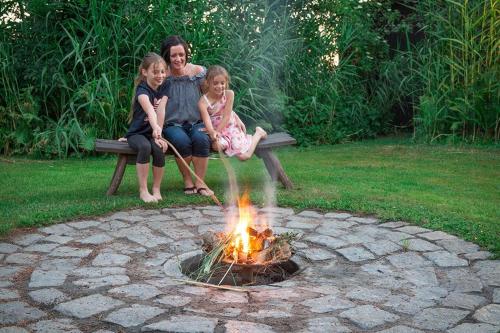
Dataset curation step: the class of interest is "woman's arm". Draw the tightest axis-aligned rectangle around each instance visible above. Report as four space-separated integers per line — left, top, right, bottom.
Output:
215 90 234 133
198 98 218 140
138 94 162 139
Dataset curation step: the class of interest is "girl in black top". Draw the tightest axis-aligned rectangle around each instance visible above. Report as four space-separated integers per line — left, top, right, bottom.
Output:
124 52 168 203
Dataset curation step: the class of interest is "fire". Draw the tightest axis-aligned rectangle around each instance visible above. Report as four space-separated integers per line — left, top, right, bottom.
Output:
225 192 270 264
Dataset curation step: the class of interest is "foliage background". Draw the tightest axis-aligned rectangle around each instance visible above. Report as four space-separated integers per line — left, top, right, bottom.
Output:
0 0 498 157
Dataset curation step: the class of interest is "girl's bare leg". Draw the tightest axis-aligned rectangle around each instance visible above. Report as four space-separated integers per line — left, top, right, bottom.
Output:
152 166 164 200
193 156 213 196
136 163 157 203
237 127 267 161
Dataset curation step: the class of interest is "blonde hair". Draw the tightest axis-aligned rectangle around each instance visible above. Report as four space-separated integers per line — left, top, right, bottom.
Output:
202 65 231 93
128 52 167 122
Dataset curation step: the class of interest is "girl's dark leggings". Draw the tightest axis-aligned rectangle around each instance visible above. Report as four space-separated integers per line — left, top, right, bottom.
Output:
127 134 165 167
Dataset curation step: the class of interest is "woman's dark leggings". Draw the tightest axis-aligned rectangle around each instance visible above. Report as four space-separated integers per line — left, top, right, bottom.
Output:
127 134 165 167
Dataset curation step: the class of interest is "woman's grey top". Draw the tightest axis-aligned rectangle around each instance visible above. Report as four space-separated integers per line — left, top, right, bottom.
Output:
160 67 206 126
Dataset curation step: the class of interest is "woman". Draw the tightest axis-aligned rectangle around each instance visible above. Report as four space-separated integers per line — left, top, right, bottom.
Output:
160 35 213 196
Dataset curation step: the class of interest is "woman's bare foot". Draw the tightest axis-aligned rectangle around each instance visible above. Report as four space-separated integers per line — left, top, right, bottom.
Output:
255 126 267 139
140 191 157 203
152 189 162 201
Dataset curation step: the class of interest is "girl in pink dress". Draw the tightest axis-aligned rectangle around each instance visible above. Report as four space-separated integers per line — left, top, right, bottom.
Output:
198 65 267 160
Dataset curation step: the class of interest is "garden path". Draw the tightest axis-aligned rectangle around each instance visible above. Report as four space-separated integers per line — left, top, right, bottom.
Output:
0 206 499 332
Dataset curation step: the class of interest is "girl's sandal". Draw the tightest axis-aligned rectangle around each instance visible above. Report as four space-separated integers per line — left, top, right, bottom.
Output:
183 187 197 195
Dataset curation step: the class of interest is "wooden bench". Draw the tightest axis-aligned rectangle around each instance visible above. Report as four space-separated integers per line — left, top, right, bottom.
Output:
95 132 296 195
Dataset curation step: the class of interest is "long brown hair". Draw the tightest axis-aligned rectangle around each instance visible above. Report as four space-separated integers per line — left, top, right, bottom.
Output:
202 65 231 94
128 52 167 123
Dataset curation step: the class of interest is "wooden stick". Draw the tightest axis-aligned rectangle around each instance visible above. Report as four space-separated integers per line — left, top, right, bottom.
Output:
173 278 248 292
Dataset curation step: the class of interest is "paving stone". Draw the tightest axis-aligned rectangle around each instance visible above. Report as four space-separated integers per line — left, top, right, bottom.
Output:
347 216 379 224
0 327 29 333
248 309 291 318
297 317 351 333
0 243 20 254
376 326 424 333
405 239 442 252
5 253 40 265
287 220 320 229
419 231 457 241
436 238 480 254
0 301 46 325
340 233 377 245
302 295 355 313
29 318 82 333
49 246 92 258
67 220 101 229
105 304 165 328
412 308 469 330
413 286 448 301
324 212 352 219
384 294 436 315
465 251 493 260
447 323 500 333
395 226 429 234
346 287 391 302
423 251 468 267
29 269 67 288
474 260 500 287
211 291 248 303
378 230 413 242
173 210 203 219
183 216 213 226
24 243 59 253
336 246 375 262
142 315 218 332
299 247 336 261
0 266 23 279
78 234 113 245
12 234 45 246
108 283 162 300
71 266 126 278
156 295 191 307
297 210 324 218
117 214 145 223
37 258 81 271
316 225 348 237
169 238 200 253
364 240 401 255
473 304 500 325
28 288 69 305
39 224 76 235
397 267 437 288
92 253 131 266
339 305 399 329
180 286 210 295
105 242 147 255
44 234 74 244
378 221 409 228
159 228 196 240
73 275 130 289
259 206 295 215
224 320 275 333
387 252 431 268
441 292 487 310
304 235 348 249
55 294 124 319
98 220 129 231
443 268 484 292
493 289 500 303
0 288 19 301
114 226 171 247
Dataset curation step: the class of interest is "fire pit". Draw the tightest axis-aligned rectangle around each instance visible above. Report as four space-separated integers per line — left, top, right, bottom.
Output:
181 193 299 286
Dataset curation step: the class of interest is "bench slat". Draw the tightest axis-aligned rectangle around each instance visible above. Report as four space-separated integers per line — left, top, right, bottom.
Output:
95 132 296 154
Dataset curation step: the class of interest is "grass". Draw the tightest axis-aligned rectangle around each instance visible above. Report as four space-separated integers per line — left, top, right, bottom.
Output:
0 136 499 257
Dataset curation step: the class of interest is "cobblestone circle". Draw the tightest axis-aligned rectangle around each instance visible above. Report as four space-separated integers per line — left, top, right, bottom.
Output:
0 206 499 332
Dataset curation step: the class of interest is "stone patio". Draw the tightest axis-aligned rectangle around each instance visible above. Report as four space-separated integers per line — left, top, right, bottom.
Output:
0 206 499 332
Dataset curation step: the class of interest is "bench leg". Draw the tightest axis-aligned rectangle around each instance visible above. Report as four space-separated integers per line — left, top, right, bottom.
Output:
255 149 293 189
107 154 128 196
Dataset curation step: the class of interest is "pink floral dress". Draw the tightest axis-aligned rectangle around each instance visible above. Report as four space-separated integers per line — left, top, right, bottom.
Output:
204 94 252 157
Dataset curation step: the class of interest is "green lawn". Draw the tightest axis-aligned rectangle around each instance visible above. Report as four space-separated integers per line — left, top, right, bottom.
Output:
1 137 499 257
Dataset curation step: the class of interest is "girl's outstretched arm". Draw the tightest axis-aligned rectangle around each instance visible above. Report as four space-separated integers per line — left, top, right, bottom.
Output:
156 96 168 129
138 94 162 139
198 98 217 140
216 89 234 132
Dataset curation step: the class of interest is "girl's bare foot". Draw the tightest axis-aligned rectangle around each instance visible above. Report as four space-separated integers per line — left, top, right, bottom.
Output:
140 191 157 203
152 189 162 201
255 126 267 139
